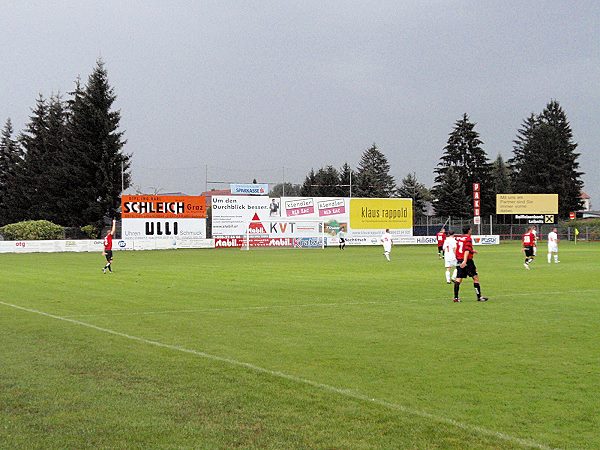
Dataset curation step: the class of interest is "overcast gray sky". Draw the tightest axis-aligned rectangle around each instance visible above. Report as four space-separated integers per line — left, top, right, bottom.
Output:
2 1 599 205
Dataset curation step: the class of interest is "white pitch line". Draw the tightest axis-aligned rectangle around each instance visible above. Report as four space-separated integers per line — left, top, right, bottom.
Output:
62 300 389 318
61 288 600 319
1 300 558 450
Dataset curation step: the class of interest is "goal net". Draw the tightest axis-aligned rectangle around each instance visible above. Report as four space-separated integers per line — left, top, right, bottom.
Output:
241 218 326 250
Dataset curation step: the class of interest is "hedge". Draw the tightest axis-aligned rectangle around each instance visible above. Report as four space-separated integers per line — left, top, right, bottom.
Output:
0 220 64 240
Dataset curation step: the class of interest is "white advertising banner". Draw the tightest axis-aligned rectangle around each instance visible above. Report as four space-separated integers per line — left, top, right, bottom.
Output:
0 238 215 254
473 235 500 245
326 235 500 246
230 183 269 195
121 218 206 240
115 238 215 250
0 240 103 253
211 195 272 236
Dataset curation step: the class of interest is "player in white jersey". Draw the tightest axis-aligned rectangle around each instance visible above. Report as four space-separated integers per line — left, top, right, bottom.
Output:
532 225 538 256
547 227 559 263
442 230 458 283
381 229 393 261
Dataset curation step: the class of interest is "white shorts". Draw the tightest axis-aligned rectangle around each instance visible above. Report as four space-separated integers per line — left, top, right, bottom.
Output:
444 256 458 268
548 244 558 253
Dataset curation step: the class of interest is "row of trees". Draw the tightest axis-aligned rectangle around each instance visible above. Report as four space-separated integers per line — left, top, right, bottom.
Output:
0 59 584 227
286 146 430 218
283 100 583 219
0 60 131 227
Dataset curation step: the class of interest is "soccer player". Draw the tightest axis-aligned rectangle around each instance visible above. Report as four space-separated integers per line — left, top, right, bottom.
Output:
381 228 392 261
337 227 346 250
522 226 536 270
531 225 538 256
453 226 488 302
436 227 446 258
102 219 116 274
547 227 560 263
443 230 458 284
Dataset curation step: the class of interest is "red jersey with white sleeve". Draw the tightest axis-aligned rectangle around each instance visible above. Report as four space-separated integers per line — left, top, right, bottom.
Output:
436 231 446 246
522 232 535 248
103 233 113 251
455 235 474 260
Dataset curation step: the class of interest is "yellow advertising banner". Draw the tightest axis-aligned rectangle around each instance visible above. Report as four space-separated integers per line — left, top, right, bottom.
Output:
349 198 413 229
496 194 558 214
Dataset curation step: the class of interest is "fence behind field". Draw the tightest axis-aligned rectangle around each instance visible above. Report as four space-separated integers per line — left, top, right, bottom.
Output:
413 216 599 241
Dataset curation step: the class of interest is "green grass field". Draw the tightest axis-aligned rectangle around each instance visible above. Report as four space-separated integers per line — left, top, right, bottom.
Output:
1 241 599 449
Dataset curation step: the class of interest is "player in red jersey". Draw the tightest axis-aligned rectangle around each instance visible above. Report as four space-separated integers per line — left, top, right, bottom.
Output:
102 219 116 274
453 225 488 303
522 226 536 270
436 227 446 258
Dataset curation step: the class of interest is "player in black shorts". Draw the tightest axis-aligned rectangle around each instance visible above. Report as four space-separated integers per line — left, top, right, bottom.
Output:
453 226 488 302
456 258 477 279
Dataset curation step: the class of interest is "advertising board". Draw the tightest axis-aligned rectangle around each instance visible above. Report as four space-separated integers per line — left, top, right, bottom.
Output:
349 198 412 232
211 196 414 246
496 194 558 214
230 184 269 195
122 195 207 240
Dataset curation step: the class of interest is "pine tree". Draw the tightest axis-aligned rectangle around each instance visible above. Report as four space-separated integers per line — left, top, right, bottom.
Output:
433 114 491 217
339 162 354 197
19 95 50 221
66 60 131 226
0 119 24 225
432 167 470 218
299 163 355 198
510 113 538 169
540 100 584 216
314 166 342 196
299 166 344 197
510 101 583 218
300 169 317 196
60 77 96 226
489 154 512 214
490 154 512 194
354 144 396 198
42 95 70 223
397 172 429 218
18 95 72 223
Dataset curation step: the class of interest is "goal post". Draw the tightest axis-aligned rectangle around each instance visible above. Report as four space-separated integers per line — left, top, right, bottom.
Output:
241 218 326 250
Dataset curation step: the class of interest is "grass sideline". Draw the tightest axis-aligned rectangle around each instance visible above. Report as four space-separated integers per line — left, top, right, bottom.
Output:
1 241 599 449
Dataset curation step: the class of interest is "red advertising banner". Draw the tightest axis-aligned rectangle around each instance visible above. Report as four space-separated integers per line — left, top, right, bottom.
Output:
473 183 481 218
